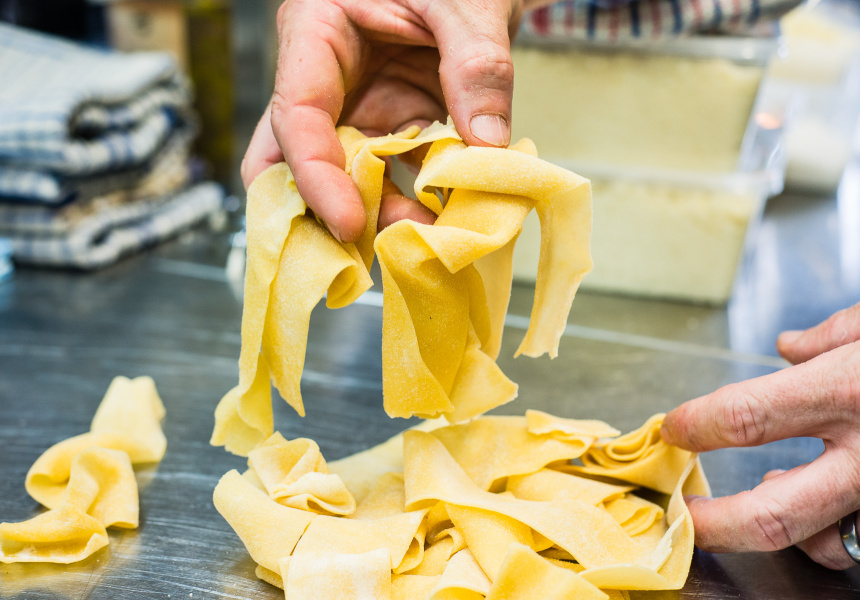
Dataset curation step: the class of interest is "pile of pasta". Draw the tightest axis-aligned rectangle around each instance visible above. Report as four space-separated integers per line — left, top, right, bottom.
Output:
0 376 166 564
211 120 710 597
211 120 593 455
214 410 710 599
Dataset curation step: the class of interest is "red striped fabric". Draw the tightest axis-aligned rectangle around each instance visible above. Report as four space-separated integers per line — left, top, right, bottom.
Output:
519 0 799 42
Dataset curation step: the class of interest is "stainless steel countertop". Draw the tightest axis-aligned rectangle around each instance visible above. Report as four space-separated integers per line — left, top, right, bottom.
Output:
3 163 860 598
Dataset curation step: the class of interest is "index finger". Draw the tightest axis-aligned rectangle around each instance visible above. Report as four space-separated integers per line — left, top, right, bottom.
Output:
777 303 860 365
687 451 859 554
661 343 860 452
271 2 366 243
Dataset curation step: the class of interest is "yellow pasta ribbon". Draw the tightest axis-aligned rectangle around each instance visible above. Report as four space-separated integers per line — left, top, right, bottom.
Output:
0 506 108 565
506 468 634 506
292 509 428 574
214 413 709 597
212 120 592 455
571 414 712 496
207 120 714 597
425 548 491 599
247 433 356 516
213 470 316 576
485 543 607 600
2 376 166 564
26 376 166 508
429 415 596 491
280 548 392 600
525 409 621 440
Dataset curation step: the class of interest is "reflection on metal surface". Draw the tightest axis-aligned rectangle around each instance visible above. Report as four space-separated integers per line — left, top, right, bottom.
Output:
4 198 860 597
519 315 786 369
0 549 111 599
729 217 785 357
151 257 229 282
730 175 860 356
353 289 786 367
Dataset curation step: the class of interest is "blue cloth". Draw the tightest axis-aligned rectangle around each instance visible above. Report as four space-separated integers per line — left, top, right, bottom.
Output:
9 183 224 270
0 128 194 236
0 124 196 206
0 23 191 185
0 24 221 269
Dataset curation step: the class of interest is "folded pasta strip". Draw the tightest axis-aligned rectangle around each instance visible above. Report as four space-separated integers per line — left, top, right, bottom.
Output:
211 120 593 455
1 376 166 564
247 433 356 516
213 413 709 599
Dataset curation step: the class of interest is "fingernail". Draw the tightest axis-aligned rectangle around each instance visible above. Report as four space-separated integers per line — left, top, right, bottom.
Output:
660 422 676 446
470 114 510 147
778 330 803 346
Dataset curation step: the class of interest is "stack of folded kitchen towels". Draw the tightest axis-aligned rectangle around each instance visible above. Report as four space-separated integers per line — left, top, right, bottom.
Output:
0 22 224 270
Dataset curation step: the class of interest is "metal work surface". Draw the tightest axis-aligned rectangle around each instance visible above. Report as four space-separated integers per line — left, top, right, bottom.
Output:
3 168 860 598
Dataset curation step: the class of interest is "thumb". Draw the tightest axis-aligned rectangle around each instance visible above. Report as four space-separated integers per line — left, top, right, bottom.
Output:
777 303 860 364
427 2 514 148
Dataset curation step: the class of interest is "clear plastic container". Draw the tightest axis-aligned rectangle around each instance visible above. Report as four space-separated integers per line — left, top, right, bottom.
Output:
767 1 860 192
509 35 786 304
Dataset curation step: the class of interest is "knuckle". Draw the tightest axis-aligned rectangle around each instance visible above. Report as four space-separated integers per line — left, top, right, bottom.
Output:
819 344 860 425
270 89 289 122
748 497 794 551
822 309 851 345
455 42 514 90
837 344 860 400
802 532 855 570
817 305 860 352
849 302 860 324
718 386 768 447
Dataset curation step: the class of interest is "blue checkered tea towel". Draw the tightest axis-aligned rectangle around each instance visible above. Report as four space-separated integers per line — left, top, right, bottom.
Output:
0 132 192 236
10 183 224 270
0 124 195 205
0 23 191 177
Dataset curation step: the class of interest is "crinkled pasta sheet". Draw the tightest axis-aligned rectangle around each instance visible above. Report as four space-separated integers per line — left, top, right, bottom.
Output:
0 376 166 564
214 411 710 599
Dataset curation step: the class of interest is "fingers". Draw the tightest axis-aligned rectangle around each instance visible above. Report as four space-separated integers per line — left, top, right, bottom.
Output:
398 144 430 173
797 520 859 569
378 178 436 230
424 1 515 147
759 469 858 569
341 47 445 134
778 303 860 365
687 451 860 555
762 469 785 482
271 1 366 242
241 103 286 190
661 343 860 452
341 73 445 137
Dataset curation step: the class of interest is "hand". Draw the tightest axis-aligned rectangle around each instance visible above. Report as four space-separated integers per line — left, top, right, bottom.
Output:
242 0 528 242
661 303 860 569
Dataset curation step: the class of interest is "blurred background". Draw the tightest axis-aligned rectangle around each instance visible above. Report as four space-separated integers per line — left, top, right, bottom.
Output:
0 0 859 326
4 5 860 598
